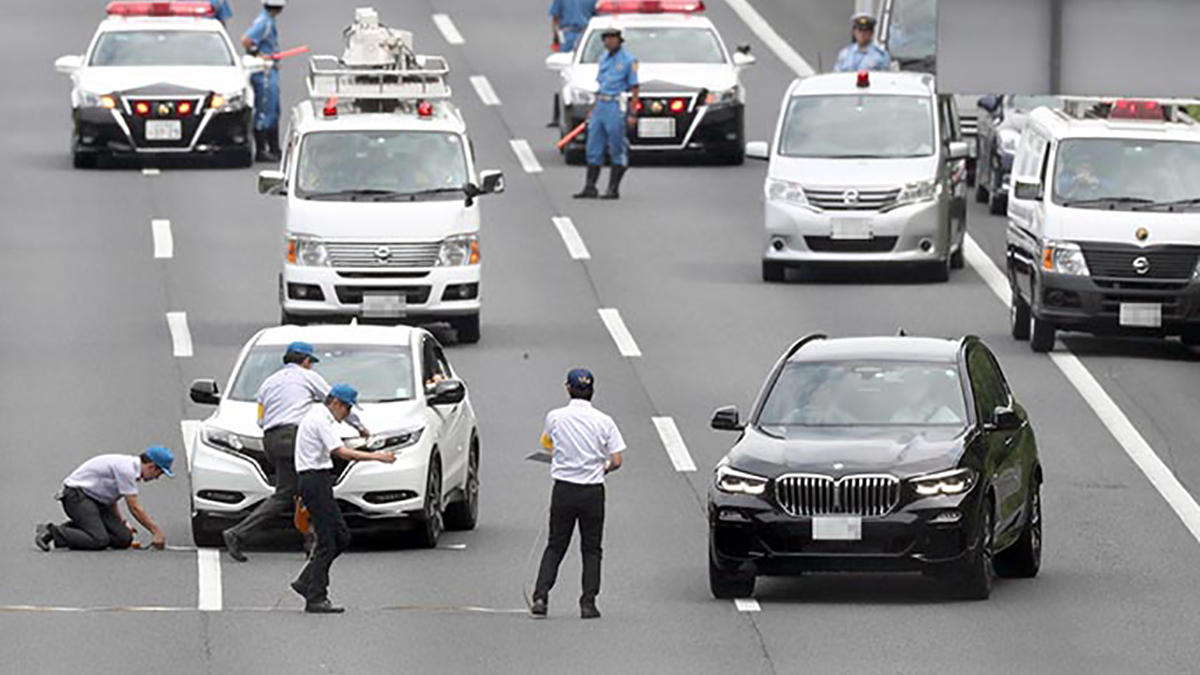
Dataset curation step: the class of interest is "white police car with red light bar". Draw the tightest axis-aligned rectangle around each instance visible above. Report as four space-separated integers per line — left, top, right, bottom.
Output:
54 1 269 168
187 324 481 548
545 0 756 165
258 8 503 342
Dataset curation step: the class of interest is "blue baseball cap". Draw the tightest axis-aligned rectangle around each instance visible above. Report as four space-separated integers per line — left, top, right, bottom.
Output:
329 384 360 408
145 445 175 477
567 368 594 391
286 341 319 363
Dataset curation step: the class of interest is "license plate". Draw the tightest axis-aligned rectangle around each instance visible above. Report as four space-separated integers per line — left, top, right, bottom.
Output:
831 218 872 240
812 516 862 541
362 292 407 318
638 117 675 139
145 120 182 141
1119 302 1162 328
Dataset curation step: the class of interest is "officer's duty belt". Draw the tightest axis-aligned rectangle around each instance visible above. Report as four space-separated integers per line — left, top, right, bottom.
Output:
595 94 620 102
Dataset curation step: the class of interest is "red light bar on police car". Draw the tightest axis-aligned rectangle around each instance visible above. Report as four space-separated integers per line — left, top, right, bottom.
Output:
856 70 870 88
106 2 214 17
1109 99 1164 121
595 0 705 14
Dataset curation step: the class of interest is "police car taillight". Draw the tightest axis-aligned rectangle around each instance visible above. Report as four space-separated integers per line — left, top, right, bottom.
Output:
134 101 151 116
669 98 686 113
105 1 215 17
323 97 338 118
856 70 870 88
1110 99 1164 120
417 100 434 117
595 0 705 14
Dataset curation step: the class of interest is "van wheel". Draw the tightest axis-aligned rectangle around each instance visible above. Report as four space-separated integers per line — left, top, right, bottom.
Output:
927 257 951 283
950 242 965 270
988 190 1007 216
1030 312 1056 353
280 309 306 326
1010 289 1031 340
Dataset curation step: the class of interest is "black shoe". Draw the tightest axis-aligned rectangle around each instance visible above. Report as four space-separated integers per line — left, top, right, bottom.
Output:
290 579 309 600
223 530 247 562
35 524 52 552
268 126 283 155
573 166 601 199
530 598 548 619
600 166 627 200
580 601 601 620
305 599 345 614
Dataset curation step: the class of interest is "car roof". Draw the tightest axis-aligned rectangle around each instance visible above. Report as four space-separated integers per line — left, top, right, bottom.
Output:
586 13 716 30
98 17 225 32
1029 107 1200 143
253 325 418 348
790 71 935 98
790 336 962 363
295 102 466 134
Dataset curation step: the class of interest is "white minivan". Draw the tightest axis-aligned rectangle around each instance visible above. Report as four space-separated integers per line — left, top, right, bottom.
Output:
1006 99 1200 352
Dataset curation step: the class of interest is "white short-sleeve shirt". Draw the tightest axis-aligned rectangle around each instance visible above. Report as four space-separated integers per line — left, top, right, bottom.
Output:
63 454 140 505
542 399 626 485
294 404 344 472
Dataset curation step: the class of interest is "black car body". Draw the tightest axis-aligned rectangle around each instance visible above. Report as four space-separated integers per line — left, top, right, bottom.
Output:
975 95 1065 216
707 335 1043 600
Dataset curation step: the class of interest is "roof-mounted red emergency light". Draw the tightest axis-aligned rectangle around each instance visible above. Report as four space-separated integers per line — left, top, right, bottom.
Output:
856 70 870 88
595 0 705 14
106 2 214 17
417 100 434 118
1110 99 1165 121
323 96 338 118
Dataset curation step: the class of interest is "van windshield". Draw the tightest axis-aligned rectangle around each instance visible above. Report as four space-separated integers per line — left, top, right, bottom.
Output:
296 131 469 201
1053 139 1200 210
779 95 934 158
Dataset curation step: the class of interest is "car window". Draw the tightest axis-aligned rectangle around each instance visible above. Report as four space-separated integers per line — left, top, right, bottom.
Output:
779 95 935 158
1052 138 1200 208
296 131 468 200
89 30 234 67
579 27 725 64
885 0 937 68
229 344 415 403
967 346 1008 418
421 338 452 387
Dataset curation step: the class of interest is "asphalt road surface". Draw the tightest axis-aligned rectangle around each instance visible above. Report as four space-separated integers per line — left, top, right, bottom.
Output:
5 1 1200 673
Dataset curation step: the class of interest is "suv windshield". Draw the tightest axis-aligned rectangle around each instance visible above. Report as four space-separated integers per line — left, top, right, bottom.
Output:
580 27 725 64
89 31 234 67
780 95 934 158
296 131 469 201
886 0 936 68
758 361 966 428
1053 139 1200 209
229 344 415 403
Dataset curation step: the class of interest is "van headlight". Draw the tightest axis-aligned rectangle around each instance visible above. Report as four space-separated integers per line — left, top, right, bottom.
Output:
1042 240 1089 276
286 234 329 266
366 428 424 451
203 427 259 454
897 179 938 205
911 468 977 496
437 234 480 266
998 128 1020 155
566 86 596 106
715 465 769 496
766 178 809 206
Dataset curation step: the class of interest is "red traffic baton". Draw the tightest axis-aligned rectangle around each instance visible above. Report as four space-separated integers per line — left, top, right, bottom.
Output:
556 121 587 150
265 45 311 61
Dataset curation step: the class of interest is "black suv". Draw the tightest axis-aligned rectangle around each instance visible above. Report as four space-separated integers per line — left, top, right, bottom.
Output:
707 335 1042 600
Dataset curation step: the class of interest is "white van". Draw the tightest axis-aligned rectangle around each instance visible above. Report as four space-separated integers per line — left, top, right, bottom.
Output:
258 28 502 343
1006 99 1200 352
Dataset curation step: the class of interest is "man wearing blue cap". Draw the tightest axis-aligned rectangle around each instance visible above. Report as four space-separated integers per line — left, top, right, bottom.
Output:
35 446 175 552
223 341 368 563
291 384 396 613
531 368 625 619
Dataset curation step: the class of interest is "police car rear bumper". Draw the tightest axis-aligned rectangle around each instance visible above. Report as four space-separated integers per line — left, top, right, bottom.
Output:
762 198 951 265
72 105 252 158
281 265 481 321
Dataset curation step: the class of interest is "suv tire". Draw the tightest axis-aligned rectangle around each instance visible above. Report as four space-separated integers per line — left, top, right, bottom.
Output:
952 500 994 600
444 439 479 531
415 458 444 549
192 513 224 548
709 553 755 599
995 480 1042 578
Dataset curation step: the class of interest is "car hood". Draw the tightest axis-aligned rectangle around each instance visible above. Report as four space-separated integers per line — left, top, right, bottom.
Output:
287 197 478 240
569 63 737 94
724 425 967 480
78 66 247 96
1051 206 1200 245
769 155 937 189
204 399 425 441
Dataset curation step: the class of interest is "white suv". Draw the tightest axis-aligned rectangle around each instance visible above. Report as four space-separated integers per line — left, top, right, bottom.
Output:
188 324 480 548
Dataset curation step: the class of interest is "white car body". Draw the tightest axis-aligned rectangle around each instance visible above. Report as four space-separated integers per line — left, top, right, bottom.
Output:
189 325 479 544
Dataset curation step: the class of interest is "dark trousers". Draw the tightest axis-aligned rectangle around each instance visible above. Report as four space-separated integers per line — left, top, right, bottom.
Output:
227 425 298 542
295 469 350 604
534 480 606 603
50 486 133 551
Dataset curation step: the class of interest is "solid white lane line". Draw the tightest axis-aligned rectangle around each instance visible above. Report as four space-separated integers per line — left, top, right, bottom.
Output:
180 420 200 473
509 139 544 174
552 216 591 260
197 549 222 611
166 312 193 358
432 14 465 45
598 308 642 357
721 0 815 77
963 236 1010 304
141 168 160 176
734 598 761 612
651 417 697 472
469 75 501 106
152 219 173 259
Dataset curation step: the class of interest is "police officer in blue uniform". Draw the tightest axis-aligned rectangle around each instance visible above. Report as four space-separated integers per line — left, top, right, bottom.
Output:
575 28 639 201
209 0 232 24
549 0 595 53
834 14 891 73
242 0 285 163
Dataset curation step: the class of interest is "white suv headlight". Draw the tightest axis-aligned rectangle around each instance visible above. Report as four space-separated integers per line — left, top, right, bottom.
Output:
286 234 330 267
897 178 939 205
366 428 424 451
437 234 480 266
203 427 258 454
911 468 977 496
715 465 769 495
1043 240 1089 276
766 178 809 207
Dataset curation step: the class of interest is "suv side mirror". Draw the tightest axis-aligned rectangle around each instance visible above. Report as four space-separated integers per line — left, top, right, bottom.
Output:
545 52 573 70
478 169 505 195
732 51 757 68
55 55 83 75
988 405 1022 431
258 169 286 196
745 141 770 161
711 405 744 431
190 379 221 405
946 140 970 161
1012 180 1042 201
428 379 466 406
977 94 1000 113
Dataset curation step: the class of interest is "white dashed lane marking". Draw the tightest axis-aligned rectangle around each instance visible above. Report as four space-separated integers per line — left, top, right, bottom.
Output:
469 75 501 106
509 139 543 174
432 14 465 45
141 168 160 176
552 216 590 260
651 417 697 472
734 598 761 612
197 548 222 611
166 312 193 358
152 219 173 259
598 308 641 357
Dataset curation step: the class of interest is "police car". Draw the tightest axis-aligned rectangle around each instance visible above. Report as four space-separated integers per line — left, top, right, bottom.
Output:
258 9 503 343
55 1 268 168
545 0 755 164
188 324 481 548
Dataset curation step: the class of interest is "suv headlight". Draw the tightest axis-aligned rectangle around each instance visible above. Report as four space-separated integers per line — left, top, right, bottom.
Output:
998 128 1020 155
911 468 977 496
897 178 939 205
1042 240 1089 276
566 86 596 106
203 427 259 454
766 178 809 207
705 86 739 106
286 234 330 267
715 465 769 495
437 234 480 266
366 428 424 451
79 91 117 109
210 91 248 111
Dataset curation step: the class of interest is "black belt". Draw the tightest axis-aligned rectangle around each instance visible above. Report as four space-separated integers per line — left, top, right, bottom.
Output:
298 468 332 475
265 424 299 433
595 94 621 102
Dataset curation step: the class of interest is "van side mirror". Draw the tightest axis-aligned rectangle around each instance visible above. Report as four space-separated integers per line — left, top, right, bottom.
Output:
545 52 573 70
190 379 221 405
1012 180 1042 201
428 379 466 406
732 51 757 68
745 141 770 161
258 170 286 196
478 170 505 195
987 405 1021 432
55 55 83 75
977 94 1000 113
946 140 970 161
711 406 744 431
